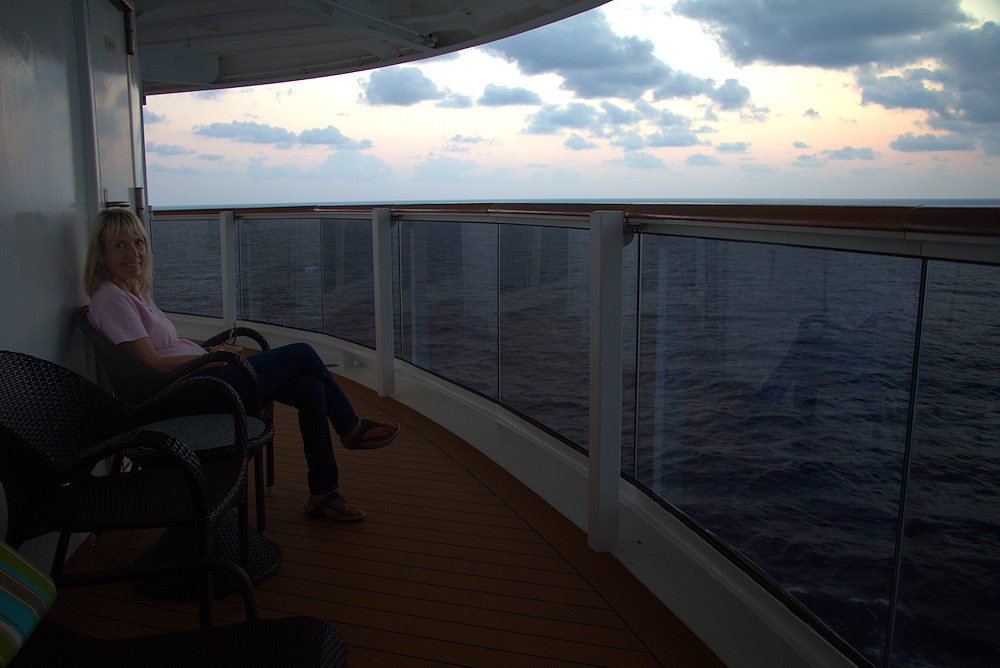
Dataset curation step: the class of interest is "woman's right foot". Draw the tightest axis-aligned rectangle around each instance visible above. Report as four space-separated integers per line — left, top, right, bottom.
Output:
341 419 400 450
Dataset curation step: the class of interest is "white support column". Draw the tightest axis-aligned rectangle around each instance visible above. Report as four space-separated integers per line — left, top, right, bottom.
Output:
220 210 238 329
589 210 624 553
372 208 396 397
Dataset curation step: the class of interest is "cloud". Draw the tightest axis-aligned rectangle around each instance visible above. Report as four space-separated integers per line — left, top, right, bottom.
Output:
708 79 751 111
484 8 755 112
298 125 373 149
565 134 598 150
413 155 479 181
889 132 976 151
437 93 474 108
673 0 971 68
359 66 445 106
477 84 542 106
193 120 297 144
198 154 225 161
147 162 202 175
613 151 666 169
792 154 826 168
804 108 821 119
741 163 775 174
611 130 647 151
146 141 195 156
143 110 166 124
675 1 997 152
449 135 487 144
794 141 810 149
316 149 391 181
686 153 723 166
646 131 701 147
717 141 750 153
822 146 878 160
523 102 602 134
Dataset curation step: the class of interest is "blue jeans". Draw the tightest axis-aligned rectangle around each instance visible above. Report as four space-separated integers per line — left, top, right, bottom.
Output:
203 342 359 495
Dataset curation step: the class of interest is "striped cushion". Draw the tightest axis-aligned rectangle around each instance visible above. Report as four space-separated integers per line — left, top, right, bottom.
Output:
0 542 55 667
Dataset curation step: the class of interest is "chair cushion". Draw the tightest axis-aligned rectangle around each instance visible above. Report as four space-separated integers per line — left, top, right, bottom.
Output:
0 542 55 666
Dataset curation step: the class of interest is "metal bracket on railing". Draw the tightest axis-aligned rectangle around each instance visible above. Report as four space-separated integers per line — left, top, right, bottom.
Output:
623 217 644 247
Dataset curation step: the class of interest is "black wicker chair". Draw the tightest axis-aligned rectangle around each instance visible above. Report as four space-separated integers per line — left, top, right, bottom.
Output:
13 615 347 668
5 555 347 668
75 306 276 531
0 351 253 625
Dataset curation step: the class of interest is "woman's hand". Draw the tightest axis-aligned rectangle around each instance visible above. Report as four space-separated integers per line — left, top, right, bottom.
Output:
208 343 243 354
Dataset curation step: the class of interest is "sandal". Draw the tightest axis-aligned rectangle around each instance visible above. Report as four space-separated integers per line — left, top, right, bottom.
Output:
342 419 399 450
304 490 366 521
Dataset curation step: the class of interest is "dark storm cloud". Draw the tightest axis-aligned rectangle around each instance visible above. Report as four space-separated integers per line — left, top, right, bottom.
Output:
478 84 542 106
484 8 755 111
672 0 971 68
359 66 445 106
674 0 997 153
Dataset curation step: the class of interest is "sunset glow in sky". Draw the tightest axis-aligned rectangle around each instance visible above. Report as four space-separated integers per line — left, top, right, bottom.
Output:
142 0 1000 207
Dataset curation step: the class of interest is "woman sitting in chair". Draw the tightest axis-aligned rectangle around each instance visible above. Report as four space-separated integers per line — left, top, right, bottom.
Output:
83 209 398 521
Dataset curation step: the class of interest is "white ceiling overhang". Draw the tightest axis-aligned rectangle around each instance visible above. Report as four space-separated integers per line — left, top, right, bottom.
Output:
134 0 610 95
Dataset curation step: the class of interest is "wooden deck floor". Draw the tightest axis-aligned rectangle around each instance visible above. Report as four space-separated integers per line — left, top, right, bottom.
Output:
51 375 723 667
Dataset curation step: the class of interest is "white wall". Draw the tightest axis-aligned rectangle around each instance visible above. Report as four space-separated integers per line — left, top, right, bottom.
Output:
1 1 100 566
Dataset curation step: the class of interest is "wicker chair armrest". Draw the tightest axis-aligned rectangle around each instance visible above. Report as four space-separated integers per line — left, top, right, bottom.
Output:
202 326 271 352
155 351 262 415
63 428 210 511
133 376 250 462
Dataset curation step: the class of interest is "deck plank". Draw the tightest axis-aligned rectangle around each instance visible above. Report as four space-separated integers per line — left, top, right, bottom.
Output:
52 374 723 667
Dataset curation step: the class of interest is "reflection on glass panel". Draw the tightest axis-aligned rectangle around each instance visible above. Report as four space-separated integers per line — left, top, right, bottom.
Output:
150 218 221 317
896 262 1000 667
321 219 375 347
636 236 919 665
622 236 640 477
499 225 589 448
240 219 322 332
397 221 498 398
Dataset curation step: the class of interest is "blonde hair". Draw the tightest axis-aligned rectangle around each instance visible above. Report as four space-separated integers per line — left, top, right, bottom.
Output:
83 209 154 296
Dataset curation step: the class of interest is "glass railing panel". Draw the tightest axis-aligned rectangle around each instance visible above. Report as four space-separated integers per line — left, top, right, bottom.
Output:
622 235 640 476
396 220 499 399
635 235 920 665
319 218 375 348
894 261 1000 667
150 218 221 317
239 219 323 332
499 224 590 448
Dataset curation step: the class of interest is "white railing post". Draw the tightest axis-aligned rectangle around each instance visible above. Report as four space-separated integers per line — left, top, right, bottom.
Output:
589 210 624 553
372 208 395 397
220 210 237 328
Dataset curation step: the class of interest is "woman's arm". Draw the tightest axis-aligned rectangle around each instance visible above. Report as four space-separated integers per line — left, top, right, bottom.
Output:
118 337 240 374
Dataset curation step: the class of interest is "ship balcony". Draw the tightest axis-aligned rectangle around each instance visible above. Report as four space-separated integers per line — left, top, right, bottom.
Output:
63 202 999 667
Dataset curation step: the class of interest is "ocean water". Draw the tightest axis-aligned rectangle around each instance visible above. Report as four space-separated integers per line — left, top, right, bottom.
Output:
151 213 1000 667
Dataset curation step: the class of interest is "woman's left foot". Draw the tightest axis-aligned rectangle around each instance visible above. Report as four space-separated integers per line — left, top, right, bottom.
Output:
305 490 365 521
341 419 399 450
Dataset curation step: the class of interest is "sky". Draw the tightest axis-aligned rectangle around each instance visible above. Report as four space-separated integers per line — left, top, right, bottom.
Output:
142 0 1000 207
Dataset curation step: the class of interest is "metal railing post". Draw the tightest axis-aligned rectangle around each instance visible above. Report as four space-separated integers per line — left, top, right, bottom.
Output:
373 208 396 397
220 210 237 328
589 210 624 552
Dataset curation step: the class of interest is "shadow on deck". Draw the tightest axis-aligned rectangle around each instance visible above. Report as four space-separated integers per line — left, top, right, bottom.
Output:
51 375 722 667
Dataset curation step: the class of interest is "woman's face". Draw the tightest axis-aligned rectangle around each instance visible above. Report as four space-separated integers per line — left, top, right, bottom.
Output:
102 229 147 290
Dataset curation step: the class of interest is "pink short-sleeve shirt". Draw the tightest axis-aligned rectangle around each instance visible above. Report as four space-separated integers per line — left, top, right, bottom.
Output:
88 282 207 358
